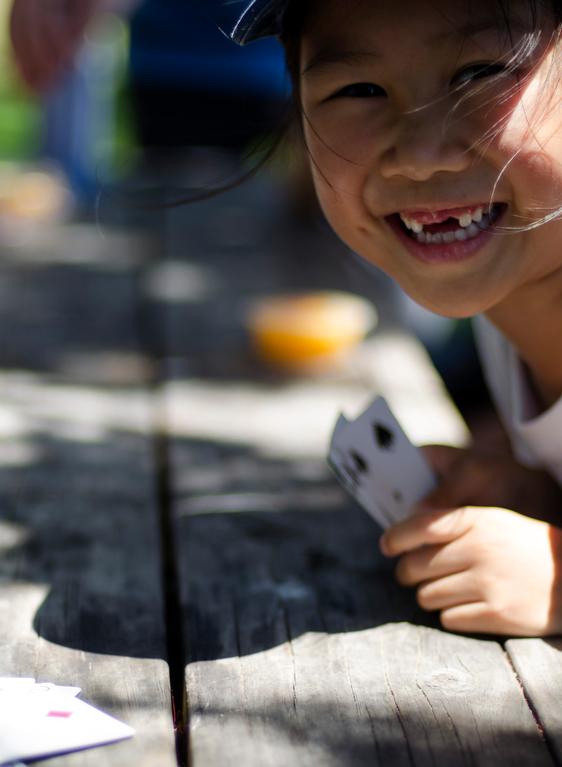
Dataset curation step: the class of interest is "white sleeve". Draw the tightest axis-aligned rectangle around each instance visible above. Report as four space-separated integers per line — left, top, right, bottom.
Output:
472 315 562 485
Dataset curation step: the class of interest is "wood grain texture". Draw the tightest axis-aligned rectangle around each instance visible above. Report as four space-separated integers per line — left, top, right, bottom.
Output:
176 507 553 766
0 222 176 766
506 638 562 764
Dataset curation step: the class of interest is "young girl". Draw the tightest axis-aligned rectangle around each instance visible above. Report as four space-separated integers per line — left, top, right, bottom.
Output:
223 0 562 637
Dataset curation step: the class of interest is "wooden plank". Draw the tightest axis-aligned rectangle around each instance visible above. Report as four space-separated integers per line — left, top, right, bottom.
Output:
0 223 152 379
176 506 552 766
0 222 177 766
506 638 562 764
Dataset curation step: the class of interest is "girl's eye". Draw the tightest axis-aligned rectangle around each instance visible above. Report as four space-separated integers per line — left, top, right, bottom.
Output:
453 62 508 86
331 82 386 99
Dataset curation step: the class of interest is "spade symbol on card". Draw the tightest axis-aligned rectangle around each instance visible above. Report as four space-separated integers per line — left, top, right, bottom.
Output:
341 450 369 487
351 450 368 473
374 422 394 450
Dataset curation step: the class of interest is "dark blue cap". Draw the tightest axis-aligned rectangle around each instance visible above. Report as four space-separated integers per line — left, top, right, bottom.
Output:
214 0 289 45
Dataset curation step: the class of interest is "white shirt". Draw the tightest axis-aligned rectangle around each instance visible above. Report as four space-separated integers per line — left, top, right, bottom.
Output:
472 314 562 485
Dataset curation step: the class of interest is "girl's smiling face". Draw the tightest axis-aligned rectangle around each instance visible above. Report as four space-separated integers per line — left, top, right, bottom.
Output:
298 0 562 318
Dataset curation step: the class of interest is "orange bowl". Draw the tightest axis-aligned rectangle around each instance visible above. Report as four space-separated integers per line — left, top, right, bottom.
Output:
246 291 377 371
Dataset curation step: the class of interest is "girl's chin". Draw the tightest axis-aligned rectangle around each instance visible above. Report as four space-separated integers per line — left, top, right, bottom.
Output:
400 287 497 319
378 270 498 318
335 229 502 318
351 245 503 318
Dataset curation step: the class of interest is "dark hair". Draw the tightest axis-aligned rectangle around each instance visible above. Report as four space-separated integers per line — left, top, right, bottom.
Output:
280 2 309 88
280 0 562 82
280 0 562 93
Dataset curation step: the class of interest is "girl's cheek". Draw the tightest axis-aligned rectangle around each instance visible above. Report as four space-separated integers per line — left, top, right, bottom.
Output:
305 138 361 206
476 64 562 165
489 97 562 211
303 115 377 198
302 140 374 257
313 108 381 159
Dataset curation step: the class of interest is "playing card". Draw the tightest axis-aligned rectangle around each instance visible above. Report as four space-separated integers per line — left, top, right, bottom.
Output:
328 415 397 527
0 680 81 711
328 396 436 528
0 683 134 765
332 413 349 440
0 679 35 696
29 682 82 698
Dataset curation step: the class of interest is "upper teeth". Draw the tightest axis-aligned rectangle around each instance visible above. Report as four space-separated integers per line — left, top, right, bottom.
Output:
400 206 485 233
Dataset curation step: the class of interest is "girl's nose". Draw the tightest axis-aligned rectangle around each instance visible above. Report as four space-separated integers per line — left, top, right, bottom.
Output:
379 111 471 181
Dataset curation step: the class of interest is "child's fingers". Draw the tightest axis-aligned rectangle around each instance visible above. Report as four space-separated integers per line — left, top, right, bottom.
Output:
440 602 497 634
380 507 474 557
416 572 481 611
394 540 471 586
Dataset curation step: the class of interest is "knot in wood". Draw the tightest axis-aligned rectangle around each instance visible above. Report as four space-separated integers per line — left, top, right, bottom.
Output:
423 669 474 694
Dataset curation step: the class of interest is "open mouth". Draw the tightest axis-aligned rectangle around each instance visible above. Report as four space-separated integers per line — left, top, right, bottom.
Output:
388 203 506 244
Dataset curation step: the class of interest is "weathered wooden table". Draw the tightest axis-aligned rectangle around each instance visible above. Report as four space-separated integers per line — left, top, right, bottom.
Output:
1 166 562 766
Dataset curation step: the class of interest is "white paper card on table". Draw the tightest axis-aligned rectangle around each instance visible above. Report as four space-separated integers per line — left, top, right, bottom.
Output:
0 682 134 766
28 682 82 698
0 678 35 696
328 395 437 529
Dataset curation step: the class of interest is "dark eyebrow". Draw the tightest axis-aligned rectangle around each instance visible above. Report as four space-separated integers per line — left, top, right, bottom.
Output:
302 20 528 77
302 50 381 77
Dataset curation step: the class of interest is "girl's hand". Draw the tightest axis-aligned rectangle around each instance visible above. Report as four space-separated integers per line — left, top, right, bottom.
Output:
420 444 562 524
10 0 100 92
379 444 562 636
380 505 562 636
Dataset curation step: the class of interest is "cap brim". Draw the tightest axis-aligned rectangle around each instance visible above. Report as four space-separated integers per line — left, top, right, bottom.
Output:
217 0 287 45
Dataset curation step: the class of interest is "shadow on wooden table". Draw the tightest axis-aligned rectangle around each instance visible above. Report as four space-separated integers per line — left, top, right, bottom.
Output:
176 443 556 767
169 435 440 663
0 423 435 663
0 427 167 661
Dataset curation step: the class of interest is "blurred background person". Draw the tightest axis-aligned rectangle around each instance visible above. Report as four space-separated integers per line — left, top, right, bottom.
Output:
10 0 136 207
9 0 290 205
